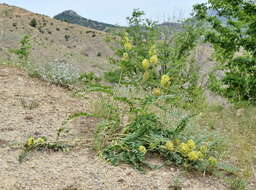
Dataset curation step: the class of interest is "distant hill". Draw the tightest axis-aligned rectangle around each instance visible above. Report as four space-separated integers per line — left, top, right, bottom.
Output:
54 10 117 32
54 10 184 34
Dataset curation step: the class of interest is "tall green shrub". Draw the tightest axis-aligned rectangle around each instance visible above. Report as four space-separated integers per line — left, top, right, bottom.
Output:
108 9 202 99
194 0 256 102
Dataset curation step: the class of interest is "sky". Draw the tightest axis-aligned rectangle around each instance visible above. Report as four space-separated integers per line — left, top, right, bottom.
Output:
1 0 207 25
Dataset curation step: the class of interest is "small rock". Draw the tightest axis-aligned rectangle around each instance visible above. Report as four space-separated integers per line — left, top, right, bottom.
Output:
24 116 33 120
117 178 125 183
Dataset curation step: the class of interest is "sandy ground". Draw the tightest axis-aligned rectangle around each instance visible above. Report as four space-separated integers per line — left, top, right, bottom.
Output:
0 66 229 190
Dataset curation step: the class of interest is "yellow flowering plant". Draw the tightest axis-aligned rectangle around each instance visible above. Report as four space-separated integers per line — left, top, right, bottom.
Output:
122 52 129 61
142 59 150 70
150 55 158 64
70 9 223 174
152 88 161 96
149 45 157 56
161 74 170 88
179 143 190 154
104 8 205 115
165 141 174 151
187 139 196 150
138 145 147 154
124 42 133 51
19 129 72 163
188 151 200 161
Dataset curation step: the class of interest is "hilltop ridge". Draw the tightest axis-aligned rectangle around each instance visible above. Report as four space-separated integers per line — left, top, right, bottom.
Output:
54 10 117 32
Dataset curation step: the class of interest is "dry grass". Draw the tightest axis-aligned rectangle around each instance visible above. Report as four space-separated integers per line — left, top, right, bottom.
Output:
198 104 256 187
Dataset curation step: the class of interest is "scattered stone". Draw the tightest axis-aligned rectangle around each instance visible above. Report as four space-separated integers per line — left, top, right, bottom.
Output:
24 115 33 120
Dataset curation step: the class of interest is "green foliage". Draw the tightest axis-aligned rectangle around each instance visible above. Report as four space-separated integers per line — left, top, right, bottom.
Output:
60 10 221 174
11 35 31 66
63 112 94 125
104 70 122 84
93 120 120 151
228 177 248 190
64 9 223 177
107 9 203 107
193 0 256 102
67 82 220 172
29 18 37 28
223 56 256 101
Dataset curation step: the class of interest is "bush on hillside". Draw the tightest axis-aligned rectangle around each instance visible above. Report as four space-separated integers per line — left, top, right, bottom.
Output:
29 18 37 28
29 60 80 87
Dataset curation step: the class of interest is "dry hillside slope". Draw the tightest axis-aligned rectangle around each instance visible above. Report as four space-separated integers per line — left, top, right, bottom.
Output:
0 3 113 75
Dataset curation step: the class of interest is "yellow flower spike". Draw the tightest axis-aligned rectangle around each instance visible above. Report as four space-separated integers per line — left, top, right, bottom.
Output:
165 141 174 151
122 52 129 61
160 75 170 88
27 137 34 146
152 88 161 96
179 143 190 154
138 146 147 154
124 36 129 42
149 45 157 56
187 139 196 150
123 32 129 42
188 151 200 161
36 138 45 144
143 72 150 81
124 42 132 50
208 156 218 166
200 145 208 154
150 55 158 64
142 59 150 70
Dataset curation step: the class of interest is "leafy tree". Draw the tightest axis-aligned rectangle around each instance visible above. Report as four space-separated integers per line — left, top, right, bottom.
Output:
193 0 256 102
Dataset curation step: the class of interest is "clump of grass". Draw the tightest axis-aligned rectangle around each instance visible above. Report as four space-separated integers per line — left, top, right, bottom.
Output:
197 104 256 183
104 70 122 84
228 177 248 190
20 98 39 110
